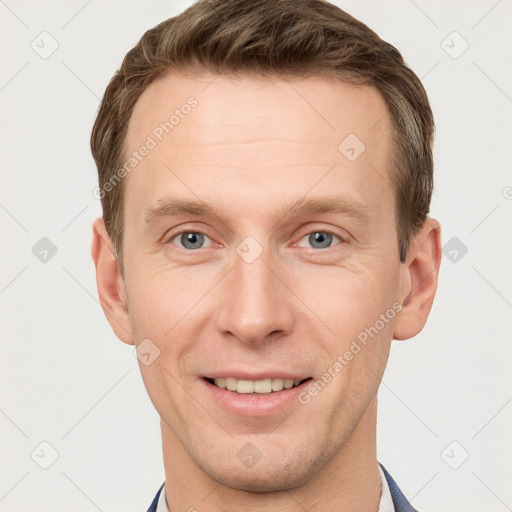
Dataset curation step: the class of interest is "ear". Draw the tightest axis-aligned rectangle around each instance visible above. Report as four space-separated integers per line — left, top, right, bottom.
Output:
91 217 134 345
393 218 442 340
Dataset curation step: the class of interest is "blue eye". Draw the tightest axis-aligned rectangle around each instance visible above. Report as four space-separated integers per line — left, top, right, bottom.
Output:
168 230 343 251
171 232 212 250
298 231 342 249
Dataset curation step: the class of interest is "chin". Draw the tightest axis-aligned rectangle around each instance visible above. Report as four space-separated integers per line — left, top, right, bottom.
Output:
198 446 328 493
217 465 311 493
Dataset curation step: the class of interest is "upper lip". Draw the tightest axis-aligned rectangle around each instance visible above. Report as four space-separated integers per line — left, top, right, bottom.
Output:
203 371 311 381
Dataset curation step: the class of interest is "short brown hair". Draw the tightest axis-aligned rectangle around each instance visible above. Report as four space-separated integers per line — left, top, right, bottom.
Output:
91 0 434 271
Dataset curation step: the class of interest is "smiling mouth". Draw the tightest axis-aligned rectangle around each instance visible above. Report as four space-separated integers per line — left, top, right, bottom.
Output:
204 376 313 394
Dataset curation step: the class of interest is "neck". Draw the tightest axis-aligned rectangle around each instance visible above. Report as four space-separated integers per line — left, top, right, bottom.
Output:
160 397 381 512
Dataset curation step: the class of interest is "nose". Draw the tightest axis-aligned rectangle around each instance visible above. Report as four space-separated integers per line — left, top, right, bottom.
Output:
214 245 294 346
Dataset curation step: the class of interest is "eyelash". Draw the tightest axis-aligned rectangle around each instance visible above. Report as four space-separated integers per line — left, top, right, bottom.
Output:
166 228 346 251
294 229 345 250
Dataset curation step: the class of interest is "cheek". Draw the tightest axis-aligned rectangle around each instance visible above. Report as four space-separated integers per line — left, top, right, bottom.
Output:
124 273 206 418
124 266 214 357
290 258 399 402
291 258 399 338
301 265 397 408
126 279 170 338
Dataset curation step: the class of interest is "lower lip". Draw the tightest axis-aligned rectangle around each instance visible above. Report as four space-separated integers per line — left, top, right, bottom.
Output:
201 378 311 417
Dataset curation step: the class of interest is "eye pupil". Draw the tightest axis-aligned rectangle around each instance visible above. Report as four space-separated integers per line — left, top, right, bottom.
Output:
309 231 333 249
181 232 204 249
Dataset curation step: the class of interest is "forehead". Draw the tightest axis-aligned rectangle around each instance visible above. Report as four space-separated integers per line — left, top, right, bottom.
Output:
123 72 394 222
127 71 390 148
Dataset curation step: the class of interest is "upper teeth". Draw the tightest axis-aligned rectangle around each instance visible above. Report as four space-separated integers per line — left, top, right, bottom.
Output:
213 377 302 394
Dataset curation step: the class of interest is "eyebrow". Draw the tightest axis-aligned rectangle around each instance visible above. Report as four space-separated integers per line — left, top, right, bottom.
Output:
287 194 370 222
144 193 371 226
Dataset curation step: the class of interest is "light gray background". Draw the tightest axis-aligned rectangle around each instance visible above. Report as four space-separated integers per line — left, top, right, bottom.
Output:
1 1 511 511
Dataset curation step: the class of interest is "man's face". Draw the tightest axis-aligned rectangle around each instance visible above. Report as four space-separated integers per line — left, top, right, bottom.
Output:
120 73 405 490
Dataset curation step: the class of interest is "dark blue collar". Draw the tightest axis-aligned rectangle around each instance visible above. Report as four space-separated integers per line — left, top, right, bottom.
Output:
379 463 419 512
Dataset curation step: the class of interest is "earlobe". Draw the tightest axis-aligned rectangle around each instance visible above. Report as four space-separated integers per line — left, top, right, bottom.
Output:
91 217 134 345
393 218 442 341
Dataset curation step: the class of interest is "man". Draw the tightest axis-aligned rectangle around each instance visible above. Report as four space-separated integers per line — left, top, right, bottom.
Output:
90 0 441 510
